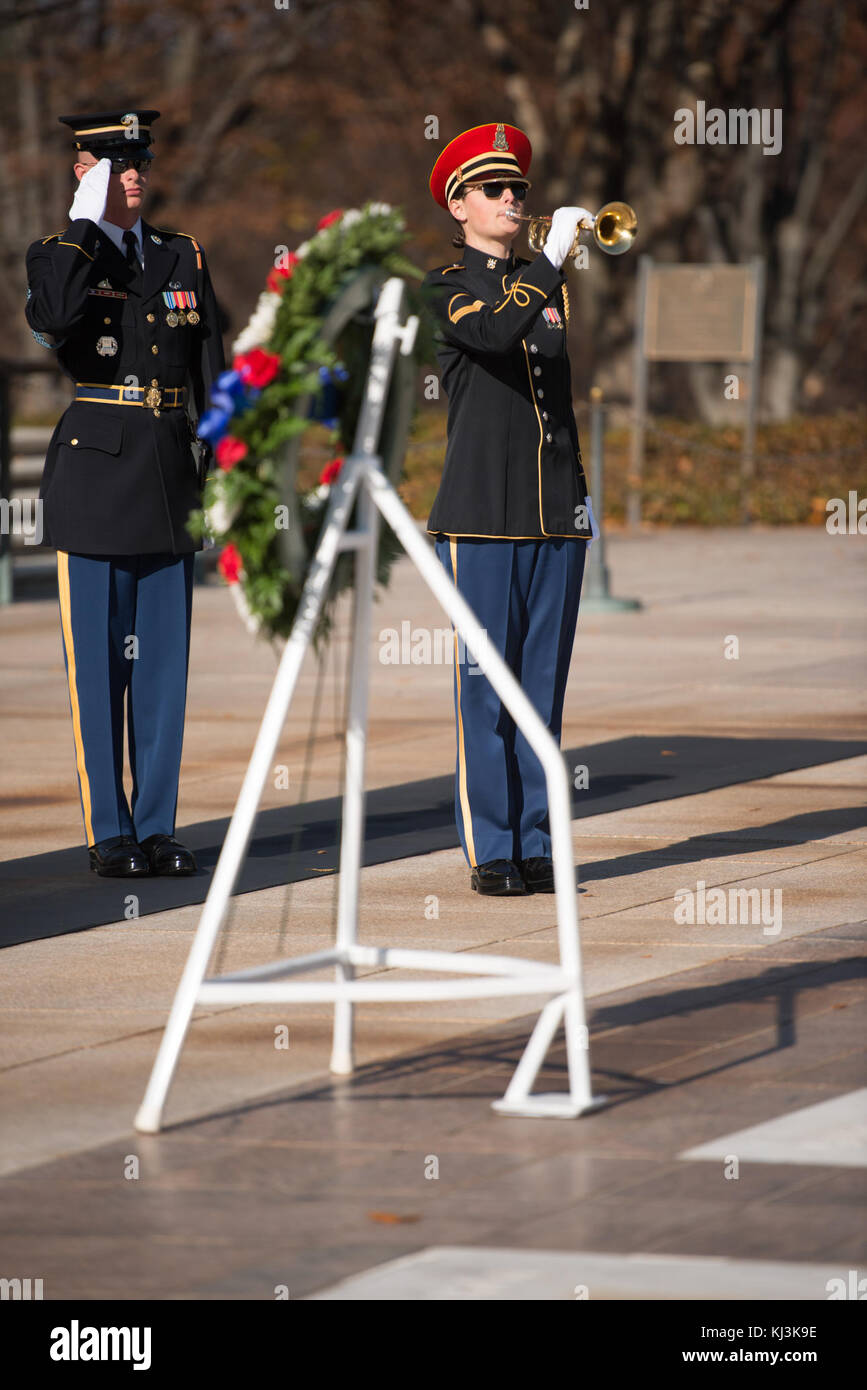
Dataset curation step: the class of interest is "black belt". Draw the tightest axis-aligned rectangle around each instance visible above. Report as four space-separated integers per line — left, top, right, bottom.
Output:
74 383 186 410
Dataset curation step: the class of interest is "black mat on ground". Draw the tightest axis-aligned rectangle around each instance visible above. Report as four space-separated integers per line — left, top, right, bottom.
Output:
1 734 864 947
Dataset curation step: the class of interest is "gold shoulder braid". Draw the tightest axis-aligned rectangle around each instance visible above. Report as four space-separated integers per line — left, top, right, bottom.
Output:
561 280 570 325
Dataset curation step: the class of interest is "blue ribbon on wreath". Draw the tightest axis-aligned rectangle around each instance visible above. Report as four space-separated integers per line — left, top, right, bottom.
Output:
197 369 263 444
307 363 350 429
196 406 231 445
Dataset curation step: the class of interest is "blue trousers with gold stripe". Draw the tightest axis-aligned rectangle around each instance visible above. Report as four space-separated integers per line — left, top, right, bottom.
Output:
435 535 585 868
56 550 194 847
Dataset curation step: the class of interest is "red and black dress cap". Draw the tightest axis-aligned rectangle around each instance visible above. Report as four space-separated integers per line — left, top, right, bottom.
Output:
429 122 532 209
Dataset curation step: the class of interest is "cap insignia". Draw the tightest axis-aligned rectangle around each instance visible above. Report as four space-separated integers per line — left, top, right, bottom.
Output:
493 123 509 151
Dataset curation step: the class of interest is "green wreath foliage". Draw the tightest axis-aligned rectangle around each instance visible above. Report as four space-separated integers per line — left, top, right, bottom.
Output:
187 203 430 645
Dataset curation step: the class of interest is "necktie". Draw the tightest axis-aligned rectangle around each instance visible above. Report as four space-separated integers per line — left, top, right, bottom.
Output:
123 229 142 292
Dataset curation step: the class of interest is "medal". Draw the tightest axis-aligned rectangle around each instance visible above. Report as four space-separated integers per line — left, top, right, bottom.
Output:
162 289 198 325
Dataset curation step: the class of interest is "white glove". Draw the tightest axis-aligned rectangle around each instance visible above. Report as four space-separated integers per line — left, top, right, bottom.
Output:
585 494 601 548
543 206 594 269
67 157 111 225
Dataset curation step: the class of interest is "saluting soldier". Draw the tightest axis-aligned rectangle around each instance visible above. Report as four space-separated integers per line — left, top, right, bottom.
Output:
425 122 598 896
25 109 225 877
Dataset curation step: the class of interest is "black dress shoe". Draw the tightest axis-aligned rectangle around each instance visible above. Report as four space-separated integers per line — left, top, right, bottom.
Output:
470 859 527 896
88 835 150 878
520 856 556 892
139 834 197 876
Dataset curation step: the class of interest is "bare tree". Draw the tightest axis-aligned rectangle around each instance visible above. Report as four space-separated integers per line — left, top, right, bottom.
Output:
1 0 863 419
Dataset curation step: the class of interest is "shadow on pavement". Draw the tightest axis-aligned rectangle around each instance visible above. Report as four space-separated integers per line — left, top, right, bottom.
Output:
1 734 864 947
165 951 866 1128
581 803 867 884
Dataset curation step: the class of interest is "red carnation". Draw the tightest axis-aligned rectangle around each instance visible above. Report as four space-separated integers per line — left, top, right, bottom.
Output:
316 209 343 231
266 253 299 293
233 347 281 389
319 456 344 486
218 543 243 585
216 436 249 471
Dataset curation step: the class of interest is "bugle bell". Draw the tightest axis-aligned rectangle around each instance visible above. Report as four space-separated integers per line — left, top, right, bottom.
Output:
508 201 638 258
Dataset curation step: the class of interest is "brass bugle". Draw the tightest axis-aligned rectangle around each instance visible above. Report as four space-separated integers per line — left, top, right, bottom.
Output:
507 201 637 257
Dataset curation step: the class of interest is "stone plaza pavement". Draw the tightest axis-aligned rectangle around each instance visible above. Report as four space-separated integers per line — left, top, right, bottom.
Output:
0 526 865 1299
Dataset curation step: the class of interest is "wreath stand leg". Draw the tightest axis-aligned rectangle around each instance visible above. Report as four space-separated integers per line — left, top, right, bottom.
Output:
134 279 606 1134
329 464 379 1076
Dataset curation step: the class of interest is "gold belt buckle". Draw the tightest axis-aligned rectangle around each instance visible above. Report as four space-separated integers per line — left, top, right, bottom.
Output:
144 383 162 414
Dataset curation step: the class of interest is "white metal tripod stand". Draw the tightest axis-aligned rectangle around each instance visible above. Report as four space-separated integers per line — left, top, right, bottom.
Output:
135 277 604 1133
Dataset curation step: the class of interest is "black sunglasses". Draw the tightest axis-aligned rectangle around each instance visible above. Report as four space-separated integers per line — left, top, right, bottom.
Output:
107 157 152 174
463 181 529 201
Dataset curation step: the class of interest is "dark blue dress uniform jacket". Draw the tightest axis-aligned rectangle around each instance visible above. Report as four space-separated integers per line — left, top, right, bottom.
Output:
24 216 225 555
423 243 591 540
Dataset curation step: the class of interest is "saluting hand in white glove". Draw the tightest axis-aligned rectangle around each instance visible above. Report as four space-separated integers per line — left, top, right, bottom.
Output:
543 206 594 269
67 157 111 226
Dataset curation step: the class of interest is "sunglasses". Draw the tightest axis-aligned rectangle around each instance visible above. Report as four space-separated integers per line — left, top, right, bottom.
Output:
106 157 152 174
463 181 529 201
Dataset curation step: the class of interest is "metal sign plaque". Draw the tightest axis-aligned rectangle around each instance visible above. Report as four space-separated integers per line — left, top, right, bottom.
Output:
643 264 758 362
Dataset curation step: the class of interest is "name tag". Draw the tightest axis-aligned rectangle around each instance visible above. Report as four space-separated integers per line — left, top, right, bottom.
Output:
88 288 128 299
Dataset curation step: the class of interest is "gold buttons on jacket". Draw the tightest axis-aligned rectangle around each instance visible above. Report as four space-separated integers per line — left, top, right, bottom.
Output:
147 313 155 323
533 366 542 376
151 344 159 354
70 438 79 445
103 317 111 325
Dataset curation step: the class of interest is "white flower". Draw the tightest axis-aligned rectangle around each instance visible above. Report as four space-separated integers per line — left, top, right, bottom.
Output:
340 210 362 229
367 202 393 216
230 579 263 637
303 484 330 510
231 289 281 356
295 240 310 258
206 491 240 537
